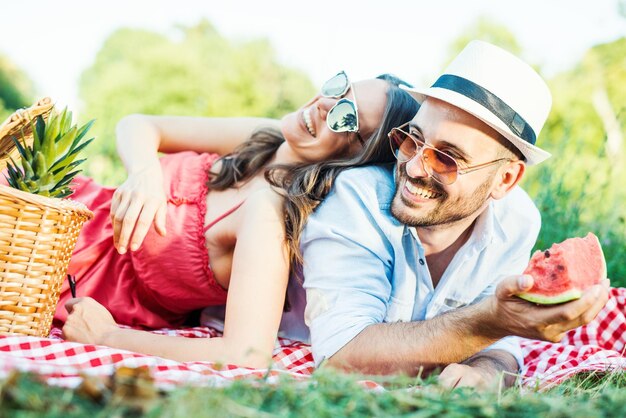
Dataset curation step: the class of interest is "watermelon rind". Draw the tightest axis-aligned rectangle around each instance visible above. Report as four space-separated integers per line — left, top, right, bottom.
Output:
518 288 583 305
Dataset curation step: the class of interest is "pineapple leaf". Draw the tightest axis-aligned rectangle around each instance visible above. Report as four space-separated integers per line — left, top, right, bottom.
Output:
15 129 33 160
58 108 72 135
21 158 35 179
67 137 94 158
42 123 57 167
33 151 47 179
11 135 30 161
51 188 72 198
34 116 46 151
8 155 23 172
3 174 14 188
16 178 30 192
52 126 78 162
51 158 86 178
47 112 62 145
74 119 95 142
4 163 20 188
53 175 75 190
53 169 81 190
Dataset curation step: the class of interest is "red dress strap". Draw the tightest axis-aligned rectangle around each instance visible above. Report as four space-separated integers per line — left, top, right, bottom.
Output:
203 201 245 232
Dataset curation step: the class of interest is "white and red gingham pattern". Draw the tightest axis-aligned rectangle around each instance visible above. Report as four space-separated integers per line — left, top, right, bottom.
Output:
0 326 315 389
0 288 624 389
520 287 626 388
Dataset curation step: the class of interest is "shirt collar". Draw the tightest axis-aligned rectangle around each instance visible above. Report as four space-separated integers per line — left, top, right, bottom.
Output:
471 200 507 250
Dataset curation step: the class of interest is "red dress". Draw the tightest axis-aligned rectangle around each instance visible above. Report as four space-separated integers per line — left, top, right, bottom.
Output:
54 151 230 329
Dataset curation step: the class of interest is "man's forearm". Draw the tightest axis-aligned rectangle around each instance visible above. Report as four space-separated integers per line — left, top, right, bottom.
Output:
327 300 502 375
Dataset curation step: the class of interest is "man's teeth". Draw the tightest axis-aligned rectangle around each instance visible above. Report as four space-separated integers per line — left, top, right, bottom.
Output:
406 182 440 199
303 108 316 137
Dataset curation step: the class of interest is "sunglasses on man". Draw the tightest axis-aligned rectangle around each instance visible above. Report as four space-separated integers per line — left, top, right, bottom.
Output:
388 122 513 185
320 71 363 144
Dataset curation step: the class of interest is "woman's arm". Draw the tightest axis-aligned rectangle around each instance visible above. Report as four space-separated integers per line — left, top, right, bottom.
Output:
63 188 290 368
116 115 281 166
110 115 280 253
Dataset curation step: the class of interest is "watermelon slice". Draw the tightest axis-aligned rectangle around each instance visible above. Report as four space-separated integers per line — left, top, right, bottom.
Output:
518 233 607 305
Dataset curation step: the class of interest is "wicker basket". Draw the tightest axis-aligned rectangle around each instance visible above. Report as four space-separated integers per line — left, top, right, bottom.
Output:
0 98 93 337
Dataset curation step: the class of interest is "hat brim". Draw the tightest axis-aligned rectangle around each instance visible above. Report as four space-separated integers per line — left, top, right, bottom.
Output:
401 85 551 166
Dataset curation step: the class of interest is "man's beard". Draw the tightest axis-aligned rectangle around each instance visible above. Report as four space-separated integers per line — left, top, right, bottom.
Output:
390 166 493 227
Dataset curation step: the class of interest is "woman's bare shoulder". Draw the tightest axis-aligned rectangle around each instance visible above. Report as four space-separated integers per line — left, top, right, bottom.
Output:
237 186 285 226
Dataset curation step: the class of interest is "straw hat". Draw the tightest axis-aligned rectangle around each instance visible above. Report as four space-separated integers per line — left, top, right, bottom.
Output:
402 40 552 165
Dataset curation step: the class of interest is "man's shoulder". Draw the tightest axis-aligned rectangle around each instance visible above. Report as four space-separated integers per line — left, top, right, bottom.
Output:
490 186 541 243
332 164 396 206
494 186 540 224
303 164 401 238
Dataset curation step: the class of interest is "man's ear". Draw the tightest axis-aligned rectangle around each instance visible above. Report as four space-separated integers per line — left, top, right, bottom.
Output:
490 160 525 200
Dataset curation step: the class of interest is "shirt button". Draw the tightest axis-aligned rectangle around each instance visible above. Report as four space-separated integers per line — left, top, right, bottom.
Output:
419 259 425 265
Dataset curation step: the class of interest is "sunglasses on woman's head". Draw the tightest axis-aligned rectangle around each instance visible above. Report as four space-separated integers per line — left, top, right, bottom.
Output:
388 122 513 185
320 71 362 142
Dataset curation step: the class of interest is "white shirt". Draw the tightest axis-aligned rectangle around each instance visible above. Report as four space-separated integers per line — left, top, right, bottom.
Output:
301 164 541 367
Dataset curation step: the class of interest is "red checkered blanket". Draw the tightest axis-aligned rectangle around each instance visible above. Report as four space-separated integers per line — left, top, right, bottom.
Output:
1 288 624 389
520 287 626 388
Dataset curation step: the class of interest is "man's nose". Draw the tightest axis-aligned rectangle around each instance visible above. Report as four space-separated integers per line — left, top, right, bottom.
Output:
404 151 429 179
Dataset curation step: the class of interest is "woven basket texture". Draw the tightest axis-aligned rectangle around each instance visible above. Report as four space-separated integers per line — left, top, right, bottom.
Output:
0 98 93 336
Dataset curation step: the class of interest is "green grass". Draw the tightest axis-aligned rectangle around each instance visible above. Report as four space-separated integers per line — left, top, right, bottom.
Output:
522 141 626 287
2 370 626 417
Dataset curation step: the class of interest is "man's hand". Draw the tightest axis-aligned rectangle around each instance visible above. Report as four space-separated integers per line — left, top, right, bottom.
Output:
63 297 119 345
438 349 518 390
484 275 610 343
439 363 495 390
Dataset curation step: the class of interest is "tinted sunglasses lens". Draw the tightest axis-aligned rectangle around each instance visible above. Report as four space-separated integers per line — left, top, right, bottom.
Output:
422 148 458 184
327 99 358 132
388 129 414 161
321 72 349 97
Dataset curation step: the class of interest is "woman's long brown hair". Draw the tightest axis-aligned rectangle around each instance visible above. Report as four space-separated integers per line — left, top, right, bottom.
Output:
268 75 420 274
209 127 285 190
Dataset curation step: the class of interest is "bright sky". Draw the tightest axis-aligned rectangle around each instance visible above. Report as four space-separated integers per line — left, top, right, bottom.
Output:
1 0 625 114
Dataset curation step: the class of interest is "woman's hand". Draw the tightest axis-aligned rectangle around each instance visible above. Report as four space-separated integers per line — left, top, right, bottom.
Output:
110 162 167 254
62 297 119 345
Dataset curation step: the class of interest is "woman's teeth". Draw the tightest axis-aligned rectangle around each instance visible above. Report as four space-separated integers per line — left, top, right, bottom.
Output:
405 182 441 199
303 108 316 137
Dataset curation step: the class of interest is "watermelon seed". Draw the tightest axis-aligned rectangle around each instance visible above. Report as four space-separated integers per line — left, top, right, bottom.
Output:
544 250 551 258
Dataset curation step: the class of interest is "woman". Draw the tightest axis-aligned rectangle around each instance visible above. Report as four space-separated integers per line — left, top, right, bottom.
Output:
59 72 420 368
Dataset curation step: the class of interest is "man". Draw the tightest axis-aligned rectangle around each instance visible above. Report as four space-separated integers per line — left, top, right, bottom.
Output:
301 40 610 389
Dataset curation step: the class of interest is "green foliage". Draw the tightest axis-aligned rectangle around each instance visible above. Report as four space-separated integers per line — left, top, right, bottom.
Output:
522 37 626 286
79 20 315 185
3 370 626 417
445 17 522 65
0 53 34 121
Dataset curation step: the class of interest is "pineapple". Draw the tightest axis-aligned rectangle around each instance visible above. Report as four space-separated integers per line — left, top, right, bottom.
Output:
3 107 94 198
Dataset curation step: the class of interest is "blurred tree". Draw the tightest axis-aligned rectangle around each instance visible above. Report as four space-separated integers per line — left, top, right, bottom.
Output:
525 37 626 283
445 16 521 64
0 53 34 121
79 20 315 185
